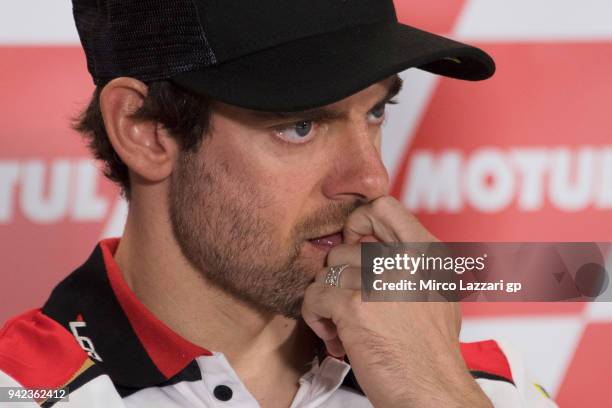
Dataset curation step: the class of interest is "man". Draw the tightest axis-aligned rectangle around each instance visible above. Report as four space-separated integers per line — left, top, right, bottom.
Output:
0 1 556 407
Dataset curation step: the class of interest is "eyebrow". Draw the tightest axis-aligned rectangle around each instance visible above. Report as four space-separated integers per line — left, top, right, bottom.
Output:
251 74 404 122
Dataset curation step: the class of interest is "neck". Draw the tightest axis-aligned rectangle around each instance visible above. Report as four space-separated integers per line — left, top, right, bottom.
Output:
113 198 318 401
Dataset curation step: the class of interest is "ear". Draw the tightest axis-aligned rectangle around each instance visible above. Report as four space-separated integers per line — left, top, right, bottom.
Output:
100 77 179 186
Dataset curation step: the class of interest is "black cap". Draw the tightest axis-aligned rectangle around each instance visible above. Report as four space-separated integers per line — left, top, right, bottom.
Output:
73 0 495 112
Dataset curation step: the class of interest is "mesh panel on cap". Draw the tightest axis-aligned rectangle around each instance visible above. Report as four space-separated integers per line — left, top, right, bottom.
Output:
73 0 217 85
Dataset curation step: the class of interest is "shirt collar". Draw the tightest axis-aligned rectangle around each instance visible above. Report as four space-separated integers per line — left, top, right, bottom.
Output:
42 239 363 395
100 238 212 378
43 239 210 389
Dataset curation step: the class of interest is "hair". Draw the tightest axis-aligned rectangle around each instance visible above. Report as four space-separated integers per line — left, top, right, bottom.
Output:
73 81 213 199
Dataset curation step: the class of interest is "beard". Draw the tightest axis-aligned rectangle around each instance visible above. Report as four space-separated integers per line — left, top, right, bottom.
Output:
169 149 357 319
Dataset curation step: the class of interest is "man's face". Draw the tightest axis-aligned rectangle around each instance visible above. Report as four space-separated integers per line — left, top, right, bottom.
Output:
169 76 401 318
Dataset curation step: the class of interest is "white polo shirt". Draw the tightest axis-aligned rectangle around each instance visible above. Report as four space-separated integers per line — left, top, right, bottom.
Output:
0 239 557 407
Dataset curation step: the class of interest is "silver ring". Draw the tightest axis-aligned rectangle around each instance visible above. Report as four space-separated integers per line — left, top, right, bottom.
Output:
325 264 350 288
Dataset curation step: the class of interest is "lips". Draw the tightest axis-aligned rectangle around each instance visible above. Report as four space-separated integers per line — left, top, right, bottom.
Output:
308 232 343 251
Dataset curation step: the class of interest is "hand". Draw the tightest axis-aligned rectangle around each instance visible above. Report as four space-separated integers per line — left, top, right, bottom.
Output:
301 197 492 408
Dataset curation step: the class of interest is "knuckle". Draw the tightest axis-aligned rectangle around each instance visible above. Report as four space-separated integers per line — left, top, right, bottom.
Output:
339 267 358 290
303 283 320 304
345 205 367 227
346 290 368 320
371 196 396 214
315 267 329 283
334 292 366 332
327 244 359 268
326 246 344 267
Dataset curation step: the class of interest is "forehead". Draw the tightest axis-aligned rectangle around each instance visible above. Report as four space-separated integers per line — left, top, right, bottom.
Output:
213 75 402 123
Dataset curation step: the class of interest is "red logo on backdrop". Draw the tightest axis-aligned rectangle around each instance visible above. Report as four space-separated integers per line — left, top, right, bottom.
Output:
0 47 121 321
386 4 612 406
392 43 612 243
391 2 612 246
389 42 612 321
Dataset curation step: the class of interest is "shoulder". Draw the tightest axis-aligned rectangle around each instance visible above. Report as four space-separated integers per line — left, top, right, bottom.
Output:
461 339 514 383
0 308 90 388
461 339 558 407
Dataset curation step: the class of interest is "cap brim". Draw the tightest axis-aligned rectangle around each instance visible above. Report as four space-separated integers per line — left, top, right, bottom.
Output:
170 21 495 112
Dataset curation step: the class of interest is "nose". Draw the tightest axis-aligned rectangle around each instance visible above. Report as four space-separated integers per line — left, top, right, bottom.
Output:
321 122 390 203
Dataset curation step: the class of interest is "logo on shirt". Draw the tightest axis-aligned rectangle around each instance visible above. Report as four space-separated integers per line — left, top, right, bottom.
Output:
69 320 103 362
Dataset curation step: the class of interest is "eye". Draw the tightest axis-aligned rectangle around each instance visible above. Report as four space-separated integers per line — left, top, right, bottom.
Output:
273 120 317 144
368 99 398 125
368 104 387 124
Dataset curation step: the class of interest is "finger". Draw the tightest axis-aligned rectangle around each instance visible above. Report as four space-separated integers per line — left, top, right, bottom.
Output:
327 244 361 268
315 265 361 290
324 336 346 358
302 283 354 322
343 201 399 245
302 284 351 357
344 197 438 244
307 315 338 342
304 315 346 357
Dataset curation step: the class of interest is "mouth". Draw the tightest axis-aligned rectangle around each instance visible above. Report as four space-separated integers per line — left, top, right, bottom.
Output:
307 230 344 252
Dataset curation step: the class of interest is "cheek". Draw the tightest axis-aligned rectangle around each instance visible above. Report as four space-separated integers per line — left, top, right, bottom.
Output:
207 116 329 235
259 169 315 236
